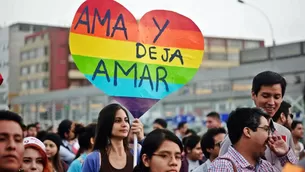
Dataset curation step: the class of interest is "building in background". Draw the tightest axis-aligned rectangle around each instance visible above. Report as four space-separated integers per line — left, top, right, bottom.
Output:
19 27 90 96
0 23 51 109
202 36 264 68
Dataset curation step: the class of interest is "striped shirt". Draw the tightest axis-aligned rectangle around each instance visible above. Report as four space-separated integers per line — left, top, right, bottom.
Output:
208 146 296 172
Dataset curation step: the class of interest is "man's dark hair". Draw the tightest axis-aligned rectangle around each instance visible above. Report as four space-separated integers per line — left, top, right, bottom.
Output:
200 127 226 159
291 121 303 130
183 135 201 153
0 110 23 130
27 124 36 130
57 119 73 139
177 121 187 129
272 101 291 122
207 111 221 120
153 118 167 128
252 71 287 97
227 108 270 145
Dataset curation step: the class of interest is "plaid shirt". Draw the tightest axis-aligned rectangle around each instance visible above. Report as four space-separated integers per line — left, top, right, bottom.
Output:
208 146 296 172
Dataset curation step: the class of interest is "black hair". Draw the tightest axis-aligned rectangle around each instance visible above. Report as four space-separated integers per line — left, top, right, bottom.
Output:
93 104 130 154
27 124 36 130
183 135 201 154
177 121 187 129
291 121 303 130
200 128 226 159
207 111 221 120
272 101 292 122
227 108 270 145
75 123 97 159
0 110 23 131
133 129 183 172
153 118 167 128
57 119 72 139
185 129 197 136
36 130 48 141
252 71 287 97
73 123 84 140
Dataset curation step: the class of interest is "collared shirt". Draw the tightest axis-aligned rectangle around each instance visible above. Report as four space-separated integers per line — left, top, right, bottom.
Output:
219 120 297 170
193 159 211 172
208 146 296 172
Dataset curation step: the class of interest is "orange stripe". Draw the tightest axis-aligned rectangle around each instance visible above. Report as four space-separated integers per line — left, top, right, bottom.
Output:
139 26 204 50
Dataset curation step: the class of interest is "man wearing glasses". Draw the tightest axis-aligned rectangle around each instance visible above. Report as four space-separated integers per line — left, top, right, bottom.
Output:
219 71 298 171
272 101 293 130
193 127 226 172
209 108 296 171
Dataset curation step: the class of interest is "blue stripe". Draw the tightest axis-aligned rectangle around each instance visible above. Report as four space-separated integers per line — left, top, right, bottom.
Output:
85 75 184 99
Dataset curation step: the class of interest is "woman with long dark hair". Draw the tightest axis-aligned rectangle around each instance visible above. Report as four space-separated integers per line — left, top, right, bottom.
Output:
67 123 97 172
134 129 183 172
82 103 133 172
43 133 68 172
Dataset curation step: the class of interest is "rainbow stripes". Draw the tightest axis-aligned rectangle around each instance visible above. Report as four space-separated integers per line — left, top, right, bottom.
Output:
69 0 204 101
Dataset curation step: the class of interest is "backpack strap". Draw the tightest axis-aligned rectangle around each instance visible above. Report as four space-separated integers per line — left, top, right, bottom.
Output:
218 157 237 172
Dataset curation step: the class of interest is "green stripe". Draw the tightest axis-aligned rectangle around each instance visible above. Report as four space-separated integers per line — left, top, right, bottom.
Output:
72 54 198 84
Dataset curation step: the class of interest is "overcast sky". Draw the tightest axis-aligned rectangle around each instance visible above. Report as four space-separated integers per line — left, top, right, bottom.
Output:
1 0 304 46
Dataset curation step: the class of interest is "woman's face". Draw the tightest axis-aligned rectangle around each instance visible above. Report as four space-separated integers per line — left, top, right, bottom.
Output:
111 109 130 139
143 140 182 172
22 148 44 172
43 140 58 158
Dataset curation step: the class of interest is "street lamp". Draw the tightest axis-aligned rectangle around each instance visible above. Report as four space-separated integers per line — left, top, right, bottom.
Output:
237 0 276 46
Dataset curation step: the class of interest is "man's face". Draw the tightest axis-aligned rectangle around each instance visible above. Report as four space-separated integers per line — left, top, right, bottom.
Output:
208 133 226 159
206 117 221 129
0 120 24 171
250 116 270 159
27 127 37 137
283 108 293 130
179 124 188 135
292 124 304 139
252 84 283 117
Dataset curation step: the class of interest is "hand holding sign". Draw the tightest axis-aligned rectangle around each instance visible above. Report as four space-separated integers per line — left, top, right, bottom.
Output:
69 0 204 118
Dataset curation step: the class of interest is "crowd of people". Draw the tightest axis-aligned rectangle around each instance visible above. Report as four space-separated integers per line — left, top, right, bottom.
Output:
0 71 305 172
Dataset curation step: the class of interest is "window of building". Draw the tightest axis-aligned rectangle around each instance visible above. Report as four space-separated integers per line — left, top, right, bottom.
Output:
34 80 39 89
244 41 260 49
44 46 48 56
69 63 77 70
29 49 36 59
21 67 28 75
33 26 43 32
38 79 43 88
21 82 28 90
227 40 242 49
42 62 48 72
210 38 225 46
30 65 36 74
208 53 227 60
204 38 209 51
43 79 49 88
227 53 239 61
19 24 30 32
30 80 35 89
41 34 44 40
20 52 28 61
37 47 44 57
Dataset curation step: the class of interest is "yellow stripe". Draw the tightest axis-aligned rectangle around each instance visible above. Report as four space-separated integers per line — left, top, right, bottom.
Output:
69 33 204 68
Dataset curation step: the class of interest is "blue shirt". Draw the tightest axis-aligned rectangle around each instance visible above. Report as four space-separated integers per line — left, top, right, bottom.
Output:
67 153 87 172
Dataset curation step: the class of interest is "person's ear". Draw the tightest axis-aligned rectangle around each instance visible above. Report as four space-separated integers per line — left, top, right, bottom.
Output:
243 128 251 138
142 154 151 167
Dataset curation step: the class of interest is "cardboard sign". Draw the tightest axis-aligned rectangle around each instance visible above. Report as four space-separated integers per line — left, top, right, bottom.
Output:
69 0 204 118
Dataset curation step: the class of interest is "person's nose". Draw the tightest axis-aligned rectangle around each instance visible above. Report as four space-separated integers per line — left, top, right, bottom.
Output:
267 97 275 106
168 156 178 167
31 161 37 170
6 137 16 151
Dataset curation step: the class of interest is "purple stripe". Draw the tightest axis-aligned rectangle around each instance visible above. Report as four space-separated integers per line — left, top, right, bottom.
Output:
113 97 159 118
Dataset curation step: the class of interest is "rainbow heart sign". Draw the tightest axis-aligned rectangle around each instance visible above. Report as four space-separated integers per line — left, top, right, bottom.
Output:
69 0 204 118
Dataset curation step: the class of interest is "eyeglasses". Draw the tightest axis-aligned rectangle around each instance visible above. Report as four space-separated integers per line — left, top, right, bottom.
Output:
289 113 294 119
152 153 183 162
214 141 222 147
257 126 271 135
